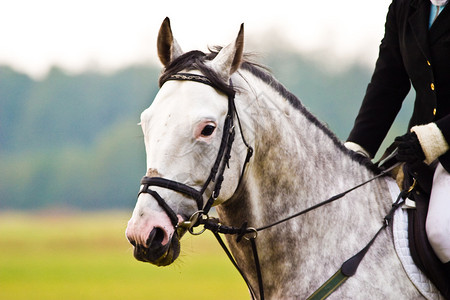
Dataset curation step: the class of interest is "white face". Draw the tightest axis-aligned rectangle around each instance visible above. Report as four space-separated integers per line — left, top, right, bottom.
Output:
140 79 229 201
125 75 246 265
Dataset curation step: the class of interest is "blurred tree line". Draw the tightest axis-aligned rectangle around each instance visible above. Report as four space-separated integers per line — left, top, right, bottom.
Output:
0 48 413 210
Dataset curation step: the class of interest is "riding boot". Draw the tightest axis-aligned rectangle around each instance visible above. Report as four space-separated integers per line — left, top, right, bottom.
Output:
444 261 450 278
443 262 450 298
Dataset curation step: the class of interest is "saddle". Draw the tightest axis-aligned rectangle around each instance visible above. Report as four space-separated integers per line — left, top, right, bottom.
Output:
401 162 450 298
377 141 449 298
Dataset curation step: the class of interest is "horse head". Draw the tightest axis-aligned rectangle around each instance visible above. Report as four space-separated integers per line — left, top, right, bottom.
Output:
125 18 249 266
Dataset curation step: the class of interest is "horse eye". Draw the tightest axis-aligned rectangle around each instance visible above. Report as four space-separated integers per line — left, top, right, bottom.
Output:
201 124 216 136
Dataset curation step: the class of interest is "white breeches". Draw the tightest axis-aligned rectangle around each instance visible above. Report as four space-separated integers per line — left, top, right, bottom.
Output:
426 162 450 263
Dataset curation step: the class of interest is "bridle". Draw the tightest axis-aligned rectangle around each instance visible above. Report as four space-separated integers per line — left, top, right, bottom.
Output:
137 71 411 300
138 72 253 233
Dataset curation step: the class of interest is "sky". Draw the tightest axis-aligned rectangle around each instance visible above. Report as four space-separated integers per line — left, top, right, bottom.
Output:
0 0 392 79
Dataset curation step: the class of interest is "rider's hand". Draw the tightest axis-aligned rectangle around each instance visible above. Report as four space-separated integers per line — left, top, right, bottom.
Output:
395 132 425 164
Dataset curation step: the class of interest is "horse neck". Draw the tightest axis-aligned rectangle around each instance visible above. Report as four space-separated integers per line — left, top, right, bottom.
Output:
229 69 383 214
215 70 392 297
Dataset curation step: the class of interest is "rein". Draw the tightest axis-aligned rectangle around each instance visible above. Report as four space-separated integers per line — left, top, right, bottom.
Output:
195 161 409 300
137 72 412 300
199 170 414 300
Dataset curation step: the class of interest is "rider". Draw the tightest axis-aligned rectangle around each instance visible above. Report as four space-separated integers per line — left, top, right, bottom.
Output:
344 0 450 276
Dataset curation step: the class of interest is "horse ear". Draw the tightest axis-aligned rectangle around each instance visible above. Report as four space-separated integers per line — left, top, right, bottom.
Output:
209 24 244 81
157 17 183 67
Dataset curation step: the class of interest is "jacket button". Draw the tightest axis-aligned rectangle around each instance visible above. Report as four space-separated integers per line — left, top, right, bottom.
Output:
431 83 435 90
427 60 431 66
433 108 437 116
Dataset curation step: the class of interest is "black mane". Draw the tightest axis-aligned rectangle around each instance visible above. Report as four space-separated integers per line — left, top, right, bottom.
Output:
159 49 379 174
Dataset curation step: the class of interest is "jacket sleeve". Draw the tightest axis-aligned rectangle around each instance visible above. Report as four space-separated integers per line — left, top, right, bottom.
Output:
436 115 450 171
347 0 411 158
435 115 450 146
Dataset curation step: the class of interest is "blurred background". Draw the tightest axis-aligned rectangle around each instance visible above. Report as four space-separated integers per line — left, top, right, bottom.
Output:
0 0 413 299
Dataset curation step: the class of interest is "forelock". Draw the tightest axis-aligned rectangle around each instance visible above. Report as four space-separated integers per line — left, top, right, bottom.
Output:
158 49 235 96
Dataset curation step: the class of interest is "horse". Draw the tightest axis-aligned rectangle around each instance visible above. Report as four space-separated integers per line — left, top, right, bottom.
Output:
125 17 433 299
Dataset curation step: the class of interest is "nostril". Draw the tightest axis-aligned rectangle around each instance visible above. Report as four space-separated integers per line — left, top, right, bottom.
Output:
154 228 165 244
146 227 166 249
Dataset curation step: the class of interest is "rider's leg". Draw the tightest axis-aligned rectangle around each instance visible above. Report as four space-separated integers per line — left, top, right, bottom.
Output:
426 162 450 264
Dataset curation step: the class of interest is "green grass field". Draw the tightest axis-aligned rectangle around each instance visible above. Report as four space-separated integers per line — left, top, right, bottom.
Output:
0 211 249 300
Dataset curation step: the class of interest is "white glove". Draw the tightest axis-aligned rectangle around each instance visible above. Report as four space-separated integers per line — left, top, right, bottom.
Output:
411 123 449 164
344 141 371 158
